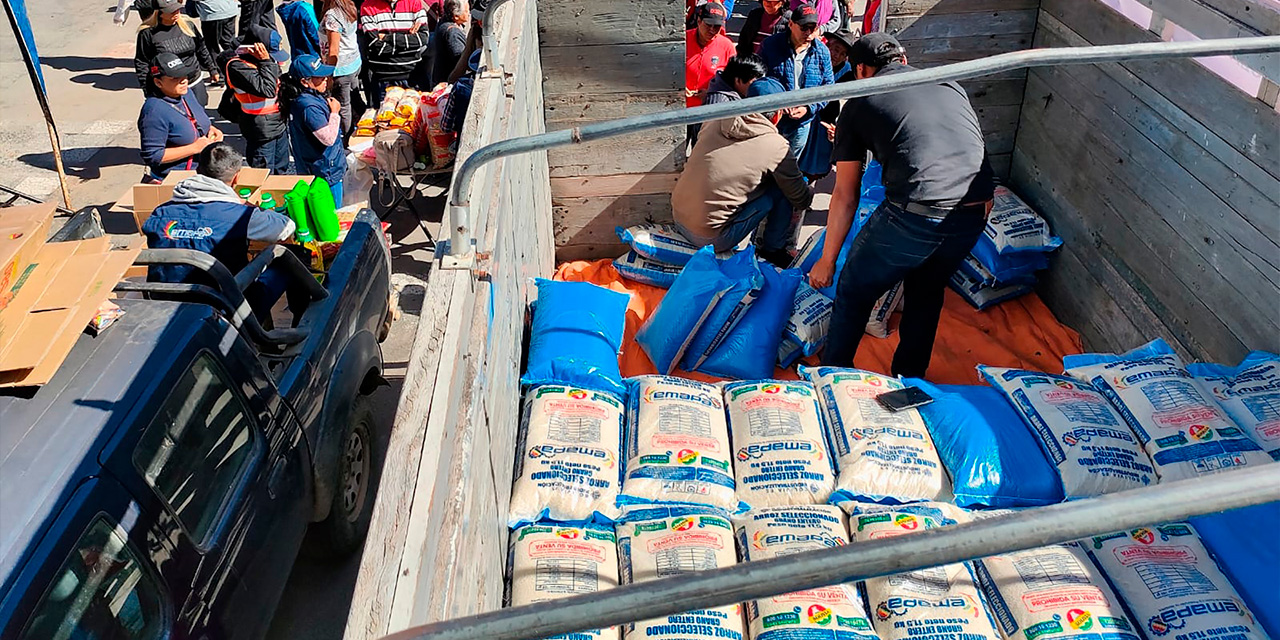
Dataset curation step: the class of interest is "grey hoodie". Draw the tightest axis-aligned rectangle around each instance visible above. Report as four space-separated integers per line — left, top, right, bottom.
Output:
171 174 296 241
703 71 740 107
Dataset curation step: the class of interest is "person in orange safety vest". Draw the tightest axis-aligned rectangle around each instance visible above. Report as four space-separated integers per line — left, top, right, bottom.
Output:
221 26 292 173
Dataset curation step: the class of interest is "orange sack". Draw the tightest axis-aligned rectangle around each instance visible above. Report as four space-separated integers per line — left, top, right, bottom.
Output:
554 259 1082 385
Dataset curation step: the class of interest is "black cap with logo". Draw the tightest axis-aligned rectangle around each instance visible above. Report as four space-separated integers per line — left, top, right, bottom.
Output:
850 32 907 67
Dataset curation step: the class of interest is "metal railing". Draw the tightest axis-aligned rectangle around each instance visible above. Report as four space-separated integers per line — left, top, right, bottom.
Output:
382 464 1280 640
439 35 1280 268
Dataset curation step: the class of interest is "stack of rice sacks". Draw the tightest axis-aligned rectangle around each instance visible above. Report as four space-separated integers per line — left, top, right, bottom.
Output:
509 279 632 639
950 186 1062 310
617 375 746 640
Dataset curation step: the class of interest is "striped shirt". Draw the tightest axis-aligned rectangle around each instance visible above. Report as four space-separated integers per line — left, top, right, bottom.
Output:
359 0 434 77
359 0 433 32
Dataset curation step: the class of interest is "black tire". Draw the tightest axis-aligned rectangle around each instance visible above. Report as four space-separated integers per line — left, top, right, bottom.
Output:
305 394 378 558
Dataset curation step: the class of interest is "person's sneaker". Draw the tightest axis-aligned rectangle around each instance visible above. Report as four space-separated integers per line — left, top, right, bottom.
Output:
757 248 793 270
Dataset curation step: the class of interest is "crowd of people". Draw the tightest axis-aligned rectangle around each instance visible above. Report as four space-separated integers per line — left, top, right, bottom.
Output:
678 1 995 378
132 0 485 196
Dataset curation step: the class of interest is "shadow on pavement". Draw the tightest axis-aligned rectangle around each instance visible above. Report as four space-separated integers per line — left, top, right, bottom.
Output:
40 55 129 73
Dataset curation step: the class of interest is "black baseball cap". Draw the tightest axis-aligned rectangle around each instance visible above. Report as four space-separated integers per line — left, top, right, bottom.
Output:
156 0 185 13
696 2 727 26
825 29 858 54
151 52 196 78
850 32 907 67
792 2 820 26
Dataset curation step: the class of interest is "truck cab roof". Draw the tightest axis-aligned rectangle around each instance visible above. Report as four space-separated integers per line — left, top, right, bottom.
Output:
0 298 215 594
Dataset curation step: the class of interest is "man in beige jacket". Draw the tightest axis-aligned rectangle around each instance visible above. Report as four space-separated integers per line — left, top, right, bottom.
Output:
672 77 813 267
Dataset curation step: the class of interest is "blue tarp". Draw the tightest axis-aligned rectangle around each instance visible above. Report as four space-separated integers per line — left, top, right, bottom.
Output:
5 0 45 90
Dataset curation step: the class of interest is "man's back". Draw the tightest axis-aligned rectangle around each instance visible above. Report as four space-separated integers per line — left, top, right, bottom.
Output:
673 114 810 239
836 62 993 208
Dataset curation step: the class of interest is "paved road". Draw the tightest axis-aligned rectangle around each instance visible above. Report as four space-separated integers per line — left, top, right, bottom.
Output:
3 4 441 639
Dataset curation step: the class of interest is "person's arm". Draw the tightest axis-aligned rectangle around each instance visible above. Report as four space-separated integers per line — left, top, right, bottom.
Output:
306 100 343 146
246 207 297 241
447 22 479 83
325 27 342 66
737 9 761 58
809 159 861 288
141 114 211 165
134 29 153 89
227 54 279 96
773 153 814 211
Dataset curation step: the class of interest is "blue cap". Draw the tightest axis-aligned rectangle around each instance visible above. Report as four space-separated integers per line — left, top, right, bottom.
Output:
747 77 787 98
292 54 335 78
266 31 289 64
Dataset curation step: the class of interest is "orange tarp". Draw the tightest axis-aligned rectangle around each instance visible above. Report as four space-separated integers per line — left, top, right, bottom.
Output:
554 259 1083 385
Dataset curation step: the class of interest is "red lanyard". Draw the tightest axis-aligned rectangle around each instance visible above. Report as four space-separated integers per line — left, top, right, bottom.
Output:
174 96 201 170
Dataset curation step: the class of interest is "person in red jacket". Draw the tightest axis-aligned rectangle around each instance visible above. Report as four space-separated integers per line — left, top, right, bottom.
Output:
685 2 736 145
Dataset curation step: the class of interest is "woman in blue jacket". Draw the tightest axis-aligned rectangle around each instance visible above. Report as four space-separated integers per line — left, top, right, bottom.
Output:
286 54 346 204
138 52 223 182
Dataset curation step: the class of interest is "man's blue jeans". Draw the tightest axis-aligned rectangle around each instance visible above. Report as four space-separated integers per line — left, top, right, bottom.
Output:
680 183 794 254
246 133 291 174
822 200 987 377
778 117 813 160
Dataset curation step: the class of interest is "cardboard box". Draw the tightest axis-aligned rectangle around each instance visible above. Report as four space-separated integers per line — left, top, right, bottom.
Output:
0 236 144 388
133 167 273 230
0 203 55 311
248 174 316 209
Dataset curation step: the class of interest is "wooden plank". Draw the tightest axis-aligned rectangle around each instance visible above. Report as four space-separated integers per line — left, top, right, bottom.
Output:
1132 0 1280 84
546 93 684 124
1035 10 1280 219
897 33 1036 64
538 0 684 46
1041 0 1280 179
1014 80 1258 360
542 42 684 97
548 127 687 177
1197 0 1280 34
963 77 1029 107
553 193 675 261
550 172 682 198
890 0 1040 15
1032 25 1280 257
887 9 1037 39
984 127 1017 155
1022 67 1280 339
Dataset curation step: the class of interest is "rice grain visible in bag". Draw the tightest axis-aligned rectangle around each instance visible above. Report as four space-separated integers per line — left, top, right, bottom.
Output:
509 522 621 640
1083 523 1268 640
509 385 625 526
803 367 950 504
622 376 737 510
618 506 746 640
979 366 1155 498
724 381 835 508
735 505 878 640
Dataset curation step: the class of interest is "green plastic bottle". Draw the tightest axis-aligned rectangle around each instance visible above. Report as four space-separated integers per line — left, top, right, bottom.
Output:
259 192 277 210
306 177 340 242
284 180 314 243
238 187 253 200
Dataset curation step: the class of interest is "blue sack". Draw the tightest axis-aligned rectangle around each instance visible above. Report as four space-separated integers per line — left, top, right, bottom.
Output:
679 247 765 371
970 236 1050 283
907 379 1065 508
522 279 629 396
636 246 736 374
615 223 701 267
791 188 884 299
1190 502 1280 638
694 263 803 381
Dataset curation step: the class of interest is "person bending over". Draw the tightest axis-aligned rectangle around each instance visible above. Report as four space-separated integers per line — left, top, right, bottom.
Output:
671 78 812 269
813 33 994 378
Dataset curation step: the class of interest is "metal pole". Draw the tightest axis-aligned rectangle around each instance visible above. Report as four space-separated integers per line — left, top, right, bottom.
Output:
442 35 1280 263
481 0 514 75
381 464 1280 640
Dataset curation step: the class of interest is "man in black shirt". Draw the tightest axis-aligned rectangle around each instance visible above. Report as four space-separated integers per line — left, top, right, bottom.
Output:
812 32 994 377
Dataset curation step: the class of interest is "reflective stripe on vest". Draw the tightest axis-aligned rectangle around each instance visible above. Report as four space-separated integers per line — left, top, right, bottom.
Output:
225 58 280 115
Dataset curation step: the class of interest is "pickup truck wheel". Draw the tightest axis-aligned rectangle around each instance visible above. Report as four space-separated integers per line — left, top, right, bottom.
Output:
306 394 377 557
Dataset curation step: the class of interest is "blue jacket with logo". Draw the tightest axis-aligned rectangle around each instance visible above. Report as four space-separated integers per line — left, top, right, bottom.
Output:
758 32 834 132
142 175 294 283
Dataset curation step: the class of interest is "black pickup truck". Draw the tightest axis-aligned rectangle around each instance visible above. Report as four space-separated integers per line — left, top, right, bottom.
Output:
0 211 392 640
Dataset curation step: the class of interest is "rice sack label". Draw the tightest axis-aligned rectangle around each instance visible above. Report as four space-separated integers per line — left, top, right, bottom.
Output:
509 523 621 640
865 282 904 339
1064 341 1271 482
509 386 625 526
618 506 746 640
735 506 878 640
972 541 1138 640
803 367 949 504
1191 353 1280 461
623 376 737 510
982 186 1063 255
614 250 684 289
979 367 1154 498
850 504 1000 640
616 223 703 266
785 282 834 357
1084 524 1267 640
724 381 835 508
